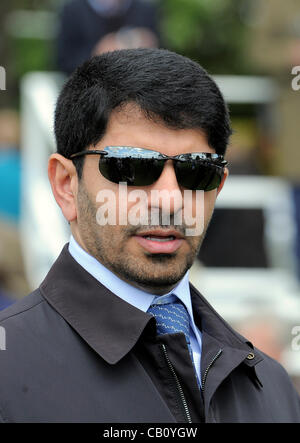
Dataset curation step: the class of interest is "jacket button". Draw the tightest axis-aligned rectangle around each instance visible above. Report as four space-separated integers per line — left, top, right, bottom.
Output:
247 352 255 360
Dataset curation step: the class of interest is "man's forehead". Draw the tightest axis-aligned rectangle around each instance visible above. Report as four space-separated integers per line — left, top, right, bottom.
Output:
101 103 212 155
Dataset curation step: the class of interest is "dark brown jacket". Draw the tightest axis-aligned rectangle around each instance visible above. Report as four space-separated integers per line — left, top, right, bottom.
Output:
0 245 299 423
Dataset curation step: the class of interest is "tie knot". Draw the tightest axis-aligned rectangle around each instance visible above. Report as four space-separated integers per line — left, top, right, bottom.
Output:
147 299 191 344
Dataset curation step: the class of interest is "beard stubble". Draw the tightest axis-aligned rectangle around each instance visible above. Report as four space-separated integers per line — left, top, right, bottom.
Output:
76 183 210 292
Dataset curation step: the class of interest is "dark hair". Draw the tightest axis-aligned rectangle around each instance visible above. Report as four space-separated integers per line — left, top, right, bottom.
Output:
54 48 232 178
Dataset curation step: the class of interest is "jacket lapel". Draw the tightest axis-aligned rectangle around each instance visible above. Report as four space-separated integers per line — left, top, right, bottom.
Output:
40 244 157 364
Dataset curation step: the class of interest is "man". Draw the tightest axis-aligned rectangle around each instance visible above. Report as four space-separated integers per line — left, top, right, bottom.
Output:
56 0 159 75
0 48 300 423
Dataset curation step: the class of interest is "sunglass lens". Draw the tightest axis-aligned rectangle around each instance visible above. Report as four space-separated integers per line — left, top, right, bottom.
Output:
175 161 223 190
99 157 164 186
204 167 223 191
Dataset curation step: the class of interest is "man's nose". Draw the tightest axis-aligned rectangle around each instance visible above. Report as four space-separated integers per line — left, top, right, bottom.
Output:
147 160 183 215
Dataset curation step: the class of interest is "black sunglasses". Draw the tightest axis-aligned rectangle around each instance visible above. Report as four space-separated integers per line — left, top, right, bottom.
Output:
70 146 228 191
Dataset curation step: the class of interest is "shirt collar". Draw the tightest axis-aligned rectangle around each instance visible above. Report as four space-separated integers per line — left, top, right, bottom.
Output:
69 235 153 312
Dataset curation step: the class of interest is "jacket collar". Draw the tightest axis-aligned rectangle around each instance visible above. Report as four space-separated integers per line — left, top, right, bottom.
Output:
40 245 263 369
40 244 157 364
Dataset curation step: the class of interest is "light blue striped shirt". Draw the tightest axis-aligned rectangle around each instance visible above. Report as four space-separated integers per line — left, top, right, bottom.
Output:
68 235 202 381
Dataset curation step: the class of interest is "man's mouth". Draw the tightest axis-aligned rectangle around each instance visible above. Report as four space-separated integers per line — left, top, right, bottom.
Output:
143 235 176 242
133 230 184 254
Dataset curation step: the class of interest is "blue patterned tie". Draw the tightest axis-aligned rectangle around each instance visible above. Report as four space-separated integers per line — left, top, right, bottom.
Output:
148 295 200 387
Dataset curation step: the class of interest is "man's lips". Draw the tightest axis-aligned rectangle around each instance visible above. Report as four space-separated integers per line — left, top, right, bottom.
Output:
133 230 184 254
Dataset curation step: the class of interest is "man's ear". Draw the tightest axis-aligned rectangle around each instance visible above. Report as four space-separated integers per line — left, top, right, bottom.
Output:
48 153 78 222
216 167 229 197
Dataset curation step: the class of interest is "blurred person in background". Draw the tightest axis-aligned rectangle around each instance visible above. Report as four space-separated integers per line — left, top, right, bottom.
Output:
247 0 300 280
0 110 20 224
56 0 160 75
0 110 29 308
233 307 300 396
233 308 288 365
0 270 15 311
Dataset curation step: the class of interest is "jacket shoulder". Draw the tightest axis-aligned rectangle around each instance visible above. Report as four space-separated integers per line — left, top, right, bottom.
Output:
0 290 45 324
255 349 300 421
256 348 297 385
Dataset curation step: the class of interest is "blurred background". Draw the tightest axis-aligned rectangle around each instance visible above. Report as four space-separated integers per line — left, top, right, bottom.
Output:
0 0 300 392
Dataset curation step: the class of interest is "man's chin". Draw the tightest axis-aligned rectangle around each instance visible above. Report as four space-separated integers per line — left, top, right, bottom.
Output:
110 258 191 293
125 274 185 294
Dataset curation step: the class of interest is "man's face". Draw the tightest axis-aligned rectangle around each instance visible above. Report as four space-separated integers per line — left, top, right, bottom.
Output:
71 105 227 294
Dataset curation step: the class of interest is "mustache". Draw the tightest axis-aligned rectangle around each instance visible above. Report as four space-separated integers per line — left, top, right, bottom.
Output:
122 208 202 239
124 209 184 236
